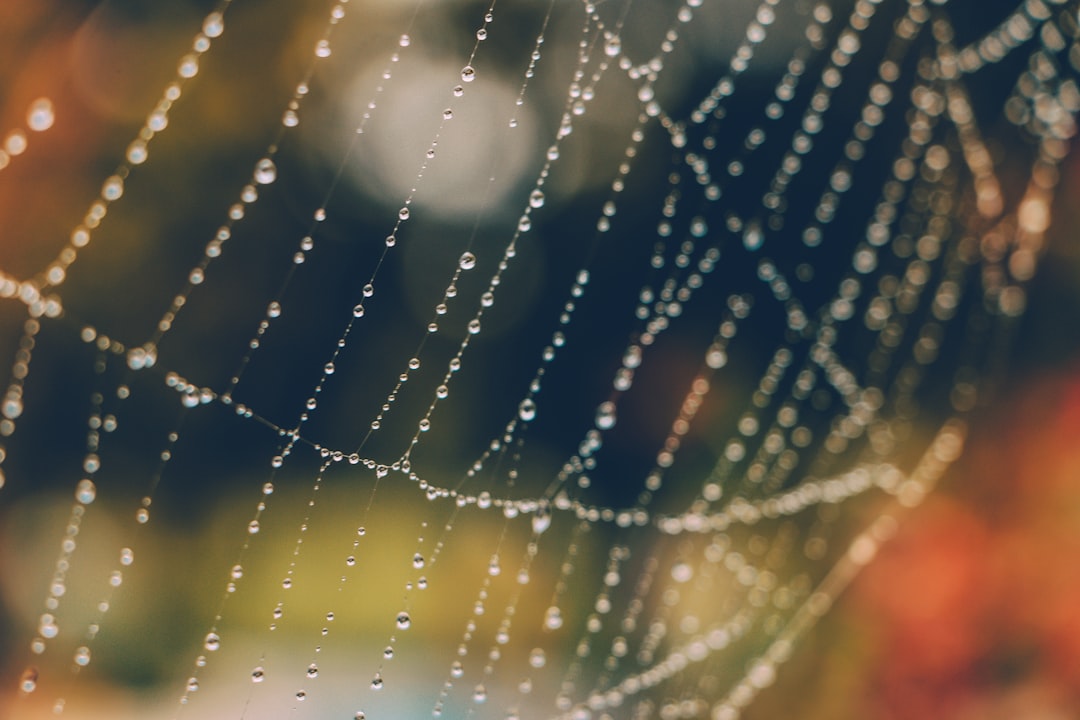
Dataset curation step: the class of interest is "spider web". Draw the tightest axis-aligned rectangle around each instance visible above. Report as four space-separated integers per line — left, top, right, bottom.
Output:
0 0 1077 718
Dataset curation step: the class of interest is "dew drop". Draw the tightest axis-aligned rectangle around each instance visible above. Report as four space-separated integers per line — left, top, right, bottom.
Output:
19 666 38 693
529 189 545 208
396 611 411 629
102 175 124 200
27 99 55 132
413 553 425 568
532 505 551 534
306 663 318 678
73 646 91 666
296 690 307 701
127 140 148 164
254 158 277 185
252 666 265 682
451 661 464 677
529 647 546 668
202 12 224 38
461 65 476 82
178 54 199 78
371 673 384 690
473 684 487 703
75 478 96 504
459 252 477 270
518 398 537 421
595 401 617 429
204 632 221 652
605 36 622 57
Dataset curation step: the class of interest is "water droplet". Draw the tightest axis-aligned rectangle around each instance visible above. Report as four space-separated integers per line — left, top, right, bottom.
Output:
595 401 617 429
296 690 307 701
399 34 410 47
186 677 199 692
605 36 622 57
461 65 476 82
202 12 224 38
73 646 91 666
306 663 319 678
532 505 551 534
204 632 221 652
468 319 481 334
413 553 425 568
473 684 487 703
74 478 96 504
127 140 148 164
102 175 124 200
178 54 199 78
544 606 562 630
529 189 545 208
396 612 411 629
529 647 546 668
254 158 277 185
252 666 265 682
459 252 477 270
19 666 38 693
27 99 55 132
371 673 384 690
518 398 537 421
315 39 331 57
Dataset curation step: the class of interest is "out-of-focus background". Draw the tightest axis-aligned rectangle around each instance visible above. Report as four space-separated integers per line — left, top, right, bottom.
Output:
1 1 1079 718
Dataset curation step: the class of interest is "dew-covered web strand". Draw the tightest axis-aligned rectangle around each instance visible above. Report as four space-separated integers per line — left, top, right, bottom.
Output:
19 357 109 664
509 0 557 128
527 0 1023 712
9 1 397 711
179 1 540 710
0 3 236 500
226 0 512 457
142 0 380 359
0 97 56 176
